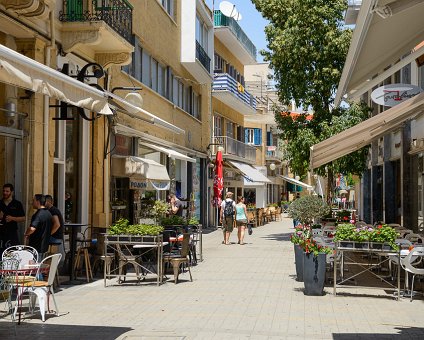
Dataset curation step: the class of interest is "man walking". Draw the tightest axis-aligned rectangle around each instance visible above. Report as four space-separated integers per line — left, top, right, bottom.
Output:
220 192 236 245
24 194 52 260
0 183 25 251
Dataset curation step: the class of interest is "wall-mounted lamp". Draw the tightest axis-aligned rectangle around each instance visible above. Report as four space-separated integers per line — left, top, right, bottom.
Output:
269 163 276 171
295 175 300 181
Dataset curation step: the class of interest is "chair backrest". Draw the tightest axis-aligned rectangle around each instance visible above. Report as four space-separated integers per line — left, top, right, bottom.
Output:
405 233 423 243
2 245 38 269
37 253 62 286
312 228 323 237
395 238 412 247
180 233 190 257
247 211 255 221
403 246 424 275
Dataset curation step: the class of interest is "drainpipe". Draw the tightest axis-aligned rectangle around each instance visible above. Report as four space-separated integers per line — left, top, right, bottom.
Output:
43 7 56 194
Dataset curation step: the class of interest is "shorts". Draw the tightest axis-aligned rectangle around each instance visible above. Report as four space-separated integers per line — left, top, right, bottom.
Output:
236 219 247 227
222 216 234 232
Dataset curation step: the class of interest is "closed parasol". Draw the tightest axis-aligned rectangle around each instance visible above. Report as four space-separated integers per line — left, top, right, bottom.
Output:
213 150 223 207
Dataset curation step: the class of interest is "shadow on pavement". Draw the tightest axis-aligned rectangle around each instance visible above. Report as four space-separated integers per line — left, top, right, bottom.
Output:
261 232 292 242
0 322 133 340
333 326 424 339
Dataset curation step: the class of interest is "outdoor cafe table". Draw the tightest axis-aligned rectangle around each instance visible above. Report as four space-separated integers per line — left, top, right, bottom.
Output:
333 243 401 300
0 263 49 324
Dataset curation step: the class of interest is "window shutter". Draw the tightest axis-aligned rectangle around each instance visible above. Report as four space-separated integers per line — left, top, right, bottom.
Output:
266 132 271 146
254 128 262 145
244 128 249 144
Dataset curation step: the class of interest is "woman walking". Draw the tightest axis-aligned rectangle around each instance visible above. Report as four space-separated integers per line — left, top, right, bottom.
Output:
235 196 248 245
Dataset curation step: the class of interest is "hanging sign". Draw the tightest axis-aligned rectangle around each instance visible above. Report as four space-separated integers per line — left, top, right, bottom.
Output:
371 83 423 107
129 179 170 191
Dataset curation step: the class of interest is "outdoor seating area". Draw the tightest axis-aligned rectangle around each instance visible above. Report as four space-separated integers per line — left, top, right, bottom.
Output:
247 206 282 227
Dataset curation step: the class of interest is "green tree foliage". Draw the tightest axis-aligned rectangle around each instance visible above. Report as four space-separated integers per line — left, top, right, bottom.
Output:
252 0 371 180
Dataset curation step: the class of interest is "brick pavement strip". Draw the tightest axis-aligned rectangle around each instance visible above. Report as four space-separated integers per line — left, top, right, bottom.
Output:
1 217 424 339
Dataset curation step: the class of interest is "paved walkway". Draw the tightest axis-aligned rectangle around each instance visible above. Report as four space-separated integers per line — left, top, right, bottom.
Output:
1 218 424 339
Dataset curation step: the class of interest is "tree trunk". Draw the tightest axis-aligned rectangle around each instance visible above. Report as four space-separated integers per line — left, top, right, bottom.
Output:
326 168 334 206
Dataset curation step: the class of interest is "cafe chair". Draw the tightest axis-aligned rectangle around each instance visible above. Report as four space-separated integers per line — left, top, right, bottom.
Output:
115 244 143 284
401 246 424 301
2 245 38 267
0 258 20 317
164 233 193 284
74 228 93 283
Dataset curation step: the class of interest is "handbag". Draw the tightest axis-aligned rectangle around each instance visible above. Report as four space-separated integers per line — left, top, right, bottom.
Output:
247 222 253 235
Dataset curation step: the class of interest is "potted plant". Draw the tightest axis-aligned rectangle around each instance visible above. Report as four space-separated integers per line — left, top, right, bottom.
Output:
290 225 311 282
288 196 331 227
110 199 127 210
333 223 355 248
336 209 351 223
107 218 164 242
368 224 399 250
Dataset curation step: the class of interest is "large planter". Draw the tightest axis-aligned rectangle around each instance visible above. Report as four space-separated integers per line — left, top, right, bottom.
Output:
294 244 304 282
303 252 326 296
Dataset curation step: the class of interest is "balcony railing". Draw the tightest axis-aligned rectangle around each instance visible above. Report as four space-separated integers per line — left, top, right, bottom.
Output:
213 73 257 110
213 10 256 61
60 0 133 44
212 136 256 163
266 149 284 160
196 41 211 73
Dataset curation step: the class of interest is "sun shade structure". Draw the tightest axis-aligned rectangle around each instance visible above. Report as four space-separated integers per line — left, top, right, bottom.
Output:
278 175 313 190
139 142 195 163
228 161 271 183
310 91 424 169
0 44 113 115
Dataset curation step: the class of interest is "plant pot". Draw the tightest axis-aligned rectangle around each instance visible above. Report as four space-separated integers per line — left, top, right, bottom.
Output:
303 252 326 296
354 241 369 250
294 244 304 282
339 241 354 248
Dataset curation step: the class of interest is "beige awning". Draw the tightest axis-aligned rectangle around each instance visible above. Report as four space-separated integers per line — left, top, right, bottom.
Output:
0 44 112 115
228 161 271 184
139 142 196 163
311 91 424 168
278 175 313 190
335 1 424 105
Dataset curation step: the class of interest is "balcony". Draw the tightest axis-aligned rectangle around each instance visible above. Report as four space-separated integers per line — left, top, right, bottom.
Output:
213 73 257 115
196 41 211 73
345 0 362 25
265 147 284 162
211 136 256 164
59 0 134 67
213 10 256 64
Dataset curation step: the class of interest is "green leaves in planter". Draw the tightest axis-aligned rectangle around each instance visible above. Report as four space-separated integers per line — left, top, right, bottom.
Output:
188 216 199 225
288 196 330 226
108 218 164 235
159 215 186 226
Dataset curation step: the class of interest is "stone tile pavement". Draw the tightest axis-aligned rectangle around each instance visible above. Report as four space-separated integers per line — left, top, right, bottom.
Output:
1 217 424 339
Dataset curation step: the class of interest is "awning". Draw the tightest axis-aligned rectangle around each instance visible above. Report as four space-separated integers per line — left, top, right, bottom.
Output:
0 44 112 115
278 175 313 190
311 91 424 168
335 2 424 105
228 161 271 184
139 142 196 163
111 156 170 190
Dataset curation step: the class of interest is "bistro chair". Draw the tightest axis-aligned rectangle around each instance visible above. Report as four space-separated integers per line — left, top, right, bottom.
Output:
405 233 424 244
246 211 257 228
74 228 93 283
2 245 38 268
275 207 282 221
164 233 193 284
401 246 424 301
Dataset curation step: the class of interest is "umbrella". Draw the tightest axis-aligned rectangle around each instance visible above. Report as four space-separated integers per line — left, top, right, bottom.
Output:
213 150 223 207
339 189 348 195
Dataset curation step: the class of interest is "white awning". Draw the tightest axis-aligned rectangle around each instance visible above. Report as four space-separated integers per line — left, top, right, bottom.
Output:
311 91 424 169
112 156 170 180
278 175 313 190
139 142 196 163
0 44 112 115
228 161 271 183
335 2 424 105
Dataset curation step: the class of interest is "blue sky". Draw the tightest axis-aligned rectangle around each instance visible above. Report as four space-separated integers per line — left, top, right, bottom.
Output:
205 0 269 62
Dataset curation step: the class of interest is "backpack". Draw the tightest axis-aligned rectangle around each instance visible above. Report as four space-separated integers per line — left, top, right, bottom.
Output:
223 200 234 217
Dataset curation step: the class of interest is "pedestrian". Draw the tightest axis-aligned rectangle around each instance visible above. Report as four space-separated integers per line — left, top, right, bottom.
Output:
220 191 236 245
45 195 64 245
0 183 25 252
235 196 248 245
292 193 300 228
169 194 183 216
24 194 52 260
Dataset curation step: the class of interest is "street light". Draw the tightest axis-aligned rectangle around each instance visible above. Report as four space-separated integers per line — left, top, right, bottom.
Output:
269 163 276 171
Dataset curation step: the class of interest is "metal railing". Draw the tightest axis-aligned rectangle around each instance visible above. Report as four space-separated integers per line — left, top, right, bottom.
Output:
266 149 284 160
195 41 211 73
212 136 256 163
59 0 133 44
213 73 257 110
213 10 256 61
347 0 362 6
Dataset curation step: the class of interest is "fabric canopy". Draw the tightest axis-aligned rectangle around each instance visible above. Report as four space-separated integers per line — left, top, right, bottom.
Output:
0 44 112 115
229 161 271 183
139 142 196 163
310 91 424 169
278 175 313 190
111 156 170 190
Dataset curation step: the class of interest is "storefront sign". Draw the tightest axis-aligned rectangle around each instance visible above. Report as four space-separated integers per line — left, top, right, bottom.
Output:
129 179 148 190
267 146 277 151
129 179 170 191
371 83 423 107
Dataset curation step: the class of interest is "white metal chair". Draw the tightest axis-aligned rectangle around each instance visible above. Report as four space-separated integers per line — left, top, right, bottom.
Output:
405 233 424 244
401 246 424 301
2 245 38 268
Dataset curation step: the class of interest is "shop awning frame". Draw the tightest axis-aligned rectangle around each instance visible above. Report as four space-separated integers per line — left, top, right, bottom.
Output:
139 141 196 163
278 175 313 190
310 91 424 169
111 155 170 180
228 161 271 184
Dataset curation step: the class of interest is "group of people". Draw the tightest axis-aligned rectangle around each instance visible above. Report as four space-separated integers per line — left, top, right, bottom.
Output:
0 183 64 260
220 192 250 245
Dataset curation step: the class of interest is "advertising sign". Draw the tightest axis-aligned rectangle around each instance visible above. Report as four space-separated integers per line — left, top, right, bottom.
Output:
371 83 423 107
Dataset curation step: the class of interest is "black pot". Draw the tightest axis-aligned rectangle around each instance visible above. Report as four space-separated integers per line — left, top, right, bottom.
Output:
303 252 326 296
294 244 304 282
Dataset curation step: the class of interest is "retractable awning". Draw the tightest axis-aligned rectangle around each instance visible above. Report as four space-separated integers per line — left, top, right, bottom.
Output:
139 142 196 163
0 44 112 115
311 91 424 169
335 1 424 105
278 175 313 190
228 161 271 184
111 156 170 190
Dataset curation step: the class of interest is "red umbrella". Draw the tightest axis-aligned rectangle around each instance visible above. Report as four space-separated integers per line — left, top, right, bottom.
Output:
213 150 223 207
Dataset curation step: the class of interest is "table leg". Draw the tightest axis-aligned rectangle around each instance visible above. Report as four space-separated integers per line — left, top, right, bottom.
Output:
333 249 337 296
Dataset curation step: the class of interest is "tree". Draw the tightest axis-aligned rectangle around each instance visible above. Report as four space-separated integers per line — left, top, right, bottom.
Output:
252 0 370 201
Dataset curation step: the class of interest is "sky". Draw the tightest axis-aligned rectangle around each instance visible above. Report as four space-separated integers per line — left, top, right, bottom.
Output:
205 0 269 62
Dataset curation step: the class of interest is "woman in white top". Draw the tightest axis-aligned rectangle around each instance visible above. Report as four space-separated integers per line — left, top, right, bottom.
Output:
235 196 248 245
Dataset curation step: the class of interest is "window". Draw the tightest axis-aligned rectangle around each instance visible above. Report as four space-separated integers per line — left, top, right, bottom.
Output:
141 49 150 86
214 54 224 73
196 15 208 51
158 64 165 96
178 81 184 107
151 58 158 92
161 0 174 18
226 122 234 138
214 115 222 136
419 64 424 90
401 63 411 84
245 128 262 145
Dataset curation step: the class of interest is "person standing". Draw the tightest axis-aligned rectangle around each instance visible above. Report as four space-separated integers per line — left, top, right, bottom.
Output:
24 194 52 259
0 183 25 250
170 194 183 217
220 191 236 245
45 195 64 245
235 196 248 245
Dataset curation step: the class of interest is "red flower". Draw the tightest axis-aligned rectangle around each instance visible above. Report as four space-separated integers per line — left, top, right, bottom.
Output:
378 225 382 229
